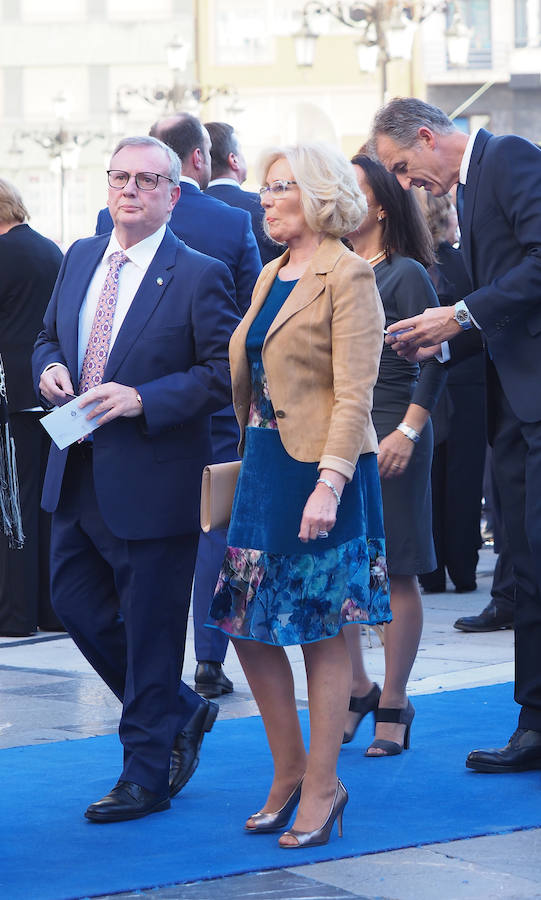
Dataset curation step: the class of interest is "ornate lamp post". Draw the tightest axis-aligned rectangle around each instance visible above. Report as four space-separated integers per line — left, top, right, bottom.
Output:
13 92 104 245
293 1 471 103
117 35 239 117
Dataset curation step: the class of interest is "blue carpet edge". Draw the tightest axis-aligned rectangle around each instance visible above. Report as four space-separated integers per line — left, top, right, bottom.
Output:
4 680 540 900
76 822 541 900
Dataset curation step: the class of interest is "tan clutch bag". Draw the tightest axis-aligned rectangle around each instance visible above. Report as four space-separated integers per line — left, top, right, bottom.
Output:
200 460 241 533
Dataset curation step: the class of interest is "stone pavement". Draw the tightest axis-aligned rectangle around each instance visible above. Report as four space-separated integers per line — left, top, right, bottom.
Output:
2 548 539 900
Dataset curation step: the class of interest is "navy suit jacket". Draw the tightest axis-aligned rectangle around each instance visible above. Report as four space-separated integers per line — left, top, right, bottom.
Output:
0 224 62 412
205 182 283 267
452 128 541 422
32 227 240 540
96 182 261 315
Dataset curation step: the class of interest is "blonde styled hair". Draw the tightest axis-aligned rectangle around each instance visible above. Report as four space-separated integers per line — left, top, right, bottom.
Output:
0 178 28 225
257 142 367 241
418 191 454 247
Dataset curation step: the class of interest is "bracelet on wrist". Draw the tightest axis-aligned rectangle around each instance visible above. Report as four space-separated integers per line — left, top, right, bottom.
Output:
315 477 341 506
396 422 420 444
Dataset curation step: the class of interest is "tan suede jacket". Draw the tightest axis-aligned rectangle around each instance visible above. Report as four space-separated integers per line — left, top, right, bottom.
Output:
229 235 385 482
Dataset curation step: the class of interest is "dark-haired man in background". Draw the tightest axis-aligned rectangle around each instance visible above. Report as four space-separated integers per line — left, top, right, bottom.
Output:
204 120 282 266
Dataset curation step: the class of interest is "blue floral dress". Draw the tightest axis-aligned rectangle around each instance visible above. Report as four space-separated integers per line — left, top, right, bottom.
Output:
207 277 390 647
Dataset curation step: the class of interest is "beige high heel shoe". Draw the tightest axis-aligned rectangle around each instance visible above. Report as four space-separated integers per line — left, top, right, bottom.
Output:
245 779 303 833
278 778 348 848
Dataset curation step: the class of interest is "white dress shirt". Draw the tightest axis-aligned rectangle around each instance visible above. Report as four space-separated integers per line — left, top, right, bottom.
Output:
207 177 239 188
438 128 483 362
179 175 201 191
76 225 166 380
459 128 481 186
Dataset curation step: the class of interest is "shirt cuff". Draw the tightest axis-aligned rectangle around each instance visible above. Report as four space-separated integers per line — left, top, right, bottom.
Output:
42 362 69 375
436 342 450 363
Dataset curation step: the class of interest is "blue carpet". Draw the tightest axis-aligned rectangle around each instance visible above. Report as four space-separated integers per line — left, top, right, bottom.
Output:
2 682 540 900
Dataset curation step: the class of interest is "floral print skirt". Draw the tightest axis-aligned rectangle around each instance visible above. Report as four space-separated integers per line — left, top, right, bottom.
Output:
206 426 391 647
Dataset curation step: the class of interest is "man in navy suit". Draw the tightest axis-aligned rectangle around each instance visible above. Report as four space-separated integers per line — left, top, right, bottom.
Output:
95 116 261 699
33 136 239 821
373 97 541 774
204 121 282 266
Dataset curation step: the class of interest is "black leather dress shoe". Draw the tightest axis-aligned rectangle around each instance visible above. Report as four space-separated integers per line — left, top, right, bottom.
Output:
194 661 234 698
454 598 513 632
466 728 541 772
85 780 170 822
169 698 219 797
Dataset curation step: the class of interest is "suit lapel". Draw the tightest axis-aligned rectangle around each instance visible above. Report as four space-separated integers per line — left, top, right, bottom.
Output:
263 236 344 346
104 228 178 381
64 238 109 384
230 237 346 399
461 129 491 281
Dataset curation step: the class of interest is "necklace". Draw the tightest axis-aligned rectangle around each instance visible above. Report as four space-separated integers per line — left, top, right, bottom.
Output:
366 249 386 265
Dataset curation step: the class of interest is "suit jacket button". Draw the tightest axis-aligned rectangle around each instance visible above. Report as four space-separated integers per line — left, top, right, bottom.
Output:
275 409 286 418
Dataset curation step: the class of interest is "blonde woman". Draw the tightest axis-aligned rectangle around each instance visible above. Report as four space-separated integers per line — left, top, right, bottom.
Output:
207 143 390 848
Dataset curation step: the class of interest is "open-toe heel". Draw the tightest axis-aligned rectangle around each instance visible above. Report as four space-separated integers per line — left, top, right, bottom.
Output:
365 699 415 757
245 779 303 833
279 779 348 848
342 683 381 744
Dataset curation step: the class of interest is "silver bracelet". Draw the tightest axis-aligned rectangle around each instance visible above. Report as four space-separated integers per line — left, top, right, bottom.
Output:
316 478 341 506
396 422 421 443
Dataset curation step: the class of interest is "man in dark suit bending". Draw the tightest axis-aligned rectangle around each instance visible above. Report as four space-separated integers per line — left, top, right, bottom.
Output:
33 136 239 821
373 97 541 774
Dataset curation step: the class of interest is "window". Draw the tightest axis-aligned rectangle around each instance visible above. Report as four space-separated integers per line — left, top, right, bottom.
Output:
447 0 492 68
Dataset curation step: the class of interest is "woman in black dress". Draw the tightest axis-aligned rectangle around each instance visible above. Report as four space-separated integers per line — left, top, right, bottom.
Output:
342 154 446 755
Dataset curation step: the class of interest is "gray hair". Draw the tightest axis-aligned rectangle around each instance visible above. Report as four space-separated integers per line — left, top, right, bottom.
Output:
0 178 29 224
257 142 367 241
371 98 456 149
110 135 181 184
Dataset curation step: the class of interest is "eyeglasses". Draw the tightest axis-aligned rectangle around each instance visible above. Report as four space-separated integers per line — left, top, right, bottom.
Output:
258 180 297 198
107 170 177 191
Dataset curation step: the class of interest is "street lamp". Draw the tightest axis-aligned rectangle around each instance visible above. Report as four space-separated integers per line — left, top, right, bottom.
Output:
293 1 471 103
118 35 239 117
13 92 104 245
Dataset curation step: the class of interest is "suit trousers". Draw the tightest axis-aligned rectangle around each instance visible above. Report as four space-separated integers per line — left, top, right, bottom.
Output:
50 444 202 796
0 412 61 634
492 383 541 731
421 383 486 591
192 413 239 663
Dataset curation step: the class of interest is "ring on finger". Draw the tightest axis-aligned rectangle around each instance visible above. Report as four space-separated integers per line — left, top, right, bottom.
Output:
317 530 329 539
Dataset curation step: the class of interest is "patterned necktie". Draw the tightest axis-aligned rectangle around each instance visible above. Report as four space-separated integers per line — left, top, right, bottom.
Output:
78 250 129 394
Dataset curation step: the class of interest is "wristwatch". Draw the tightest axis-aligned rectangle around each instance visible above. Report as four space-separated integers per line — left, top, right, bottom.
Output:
453 300 472 330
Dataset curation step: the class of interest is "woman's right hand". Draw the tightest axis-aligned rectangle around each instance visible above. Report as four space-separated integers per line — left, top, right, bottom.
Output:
298 471 346 542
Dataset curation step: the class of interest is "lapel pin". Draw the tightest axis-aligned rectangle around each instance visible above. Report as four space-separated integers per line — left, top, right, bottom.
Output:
156 276 164 286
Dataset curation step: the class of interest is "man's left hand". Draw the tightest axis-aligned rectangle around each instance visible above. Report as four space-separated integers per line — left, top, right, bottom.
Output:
78 382 143 426
385 306 461 354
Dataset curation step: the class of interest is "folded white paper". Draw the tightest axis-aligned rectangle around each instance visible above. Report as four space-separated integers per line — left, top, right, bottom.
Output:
39 395 103 450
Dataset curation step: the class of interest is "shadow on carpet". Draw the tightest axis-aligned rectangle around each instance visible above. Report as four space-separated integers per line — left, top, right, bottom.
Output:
2 681 540 900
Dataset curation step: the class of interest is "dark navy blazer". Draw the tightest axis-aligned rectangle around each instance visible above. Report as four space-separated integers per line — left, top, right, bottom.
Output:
96 182 261 315
452 128 541 422
32 227 240 540
205 181 283 267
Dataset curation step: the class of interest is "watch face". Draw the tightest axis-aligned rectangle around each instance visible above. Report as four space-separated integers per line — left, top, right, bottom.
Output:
456 308 469 323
